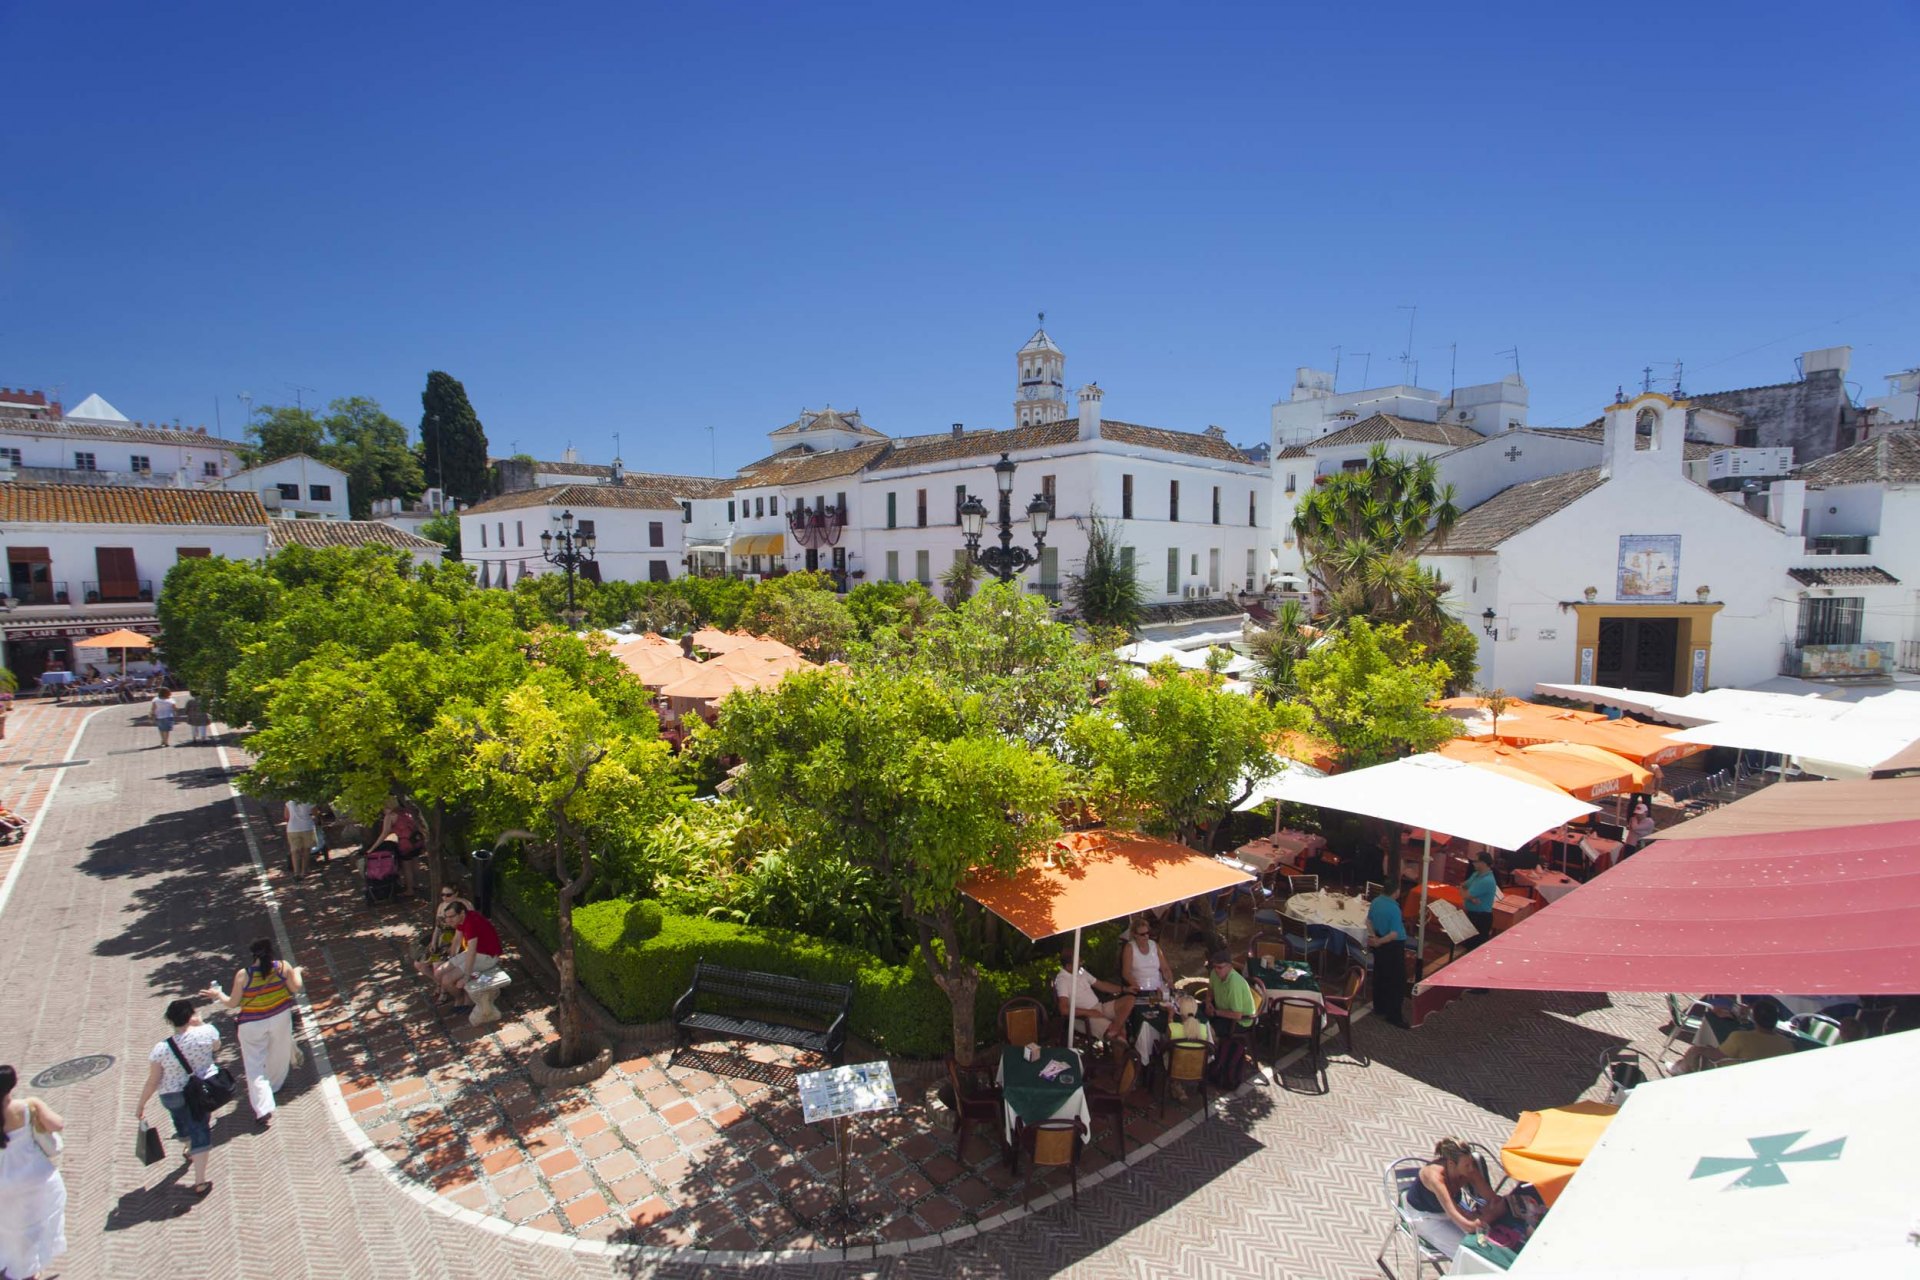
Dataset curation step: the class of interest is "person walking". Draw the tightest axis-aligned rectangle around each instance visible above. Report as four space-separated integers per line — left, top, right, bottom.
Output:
0 1064 67 1280
1365 875 1410 1028
132 999 218 1197
184 693 211 745
148 688 176 748
283 799 317 882
202 940 302 1129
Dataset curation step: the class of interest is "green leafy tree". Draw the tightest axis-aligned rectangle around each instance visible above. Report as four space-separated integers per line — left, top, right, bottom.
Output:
712 666 1066 1063
246 397 425 517
1246 599 1316 698
428 671 670 1068
845 580 939 643
1065 510 1143 632
1291 618 1457 769
156 555 285 721
1066 661 1304 848
736 572 855 659
419 511 461 558
939 556 981 608
418 371 491 504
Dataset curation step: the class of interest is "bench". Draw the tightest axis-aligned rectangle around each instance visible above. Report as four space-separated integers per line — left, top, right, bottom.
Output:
671 960 853 1065
463 968 512 1026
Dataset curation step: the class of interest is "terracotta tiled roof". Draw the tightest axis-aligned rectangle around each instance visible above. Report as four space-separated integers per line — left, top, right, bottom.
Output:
0 483 267 526
1798 430 1920 488
267 520 445 552
1309 413 1484 451
734 441 891 486
1428 468 1607 554
733 444 816 474
462 484 683 514
1275 444 1313 459
500 459 736 498
1098 420 1258 464
767 408 888 440
1556 423 1716 461
0 413 245 451
868 423 1076 472
1786 565 1900 587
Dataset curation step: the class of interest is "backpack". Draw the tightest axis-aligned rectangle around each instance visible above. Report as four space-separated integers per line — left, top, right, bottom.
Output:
1206 1034 1252 1090
365 844 398 880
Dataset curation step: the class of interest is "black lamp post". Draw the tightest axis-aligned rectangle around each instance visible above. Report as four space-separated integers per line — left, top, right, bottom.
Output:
1481 607 1499 639
959 452 1053 584
539 509 597 625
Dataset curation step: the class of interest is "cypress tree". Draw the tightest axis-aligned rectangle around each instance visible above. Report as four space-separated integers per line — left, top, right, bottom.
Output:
418 371 491 503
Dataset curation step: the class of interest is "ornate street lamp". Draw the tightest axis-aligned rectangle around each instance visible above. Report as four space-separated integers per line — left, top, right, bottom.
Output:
539 509 597 626
959 452 1053 584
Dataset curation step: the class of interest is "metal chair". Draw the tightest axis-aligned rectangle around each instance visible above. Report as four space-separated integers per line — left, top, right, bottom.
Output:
1021 1118 1085 1209
1787 1013 1844 1048
1321 962 1368 1055
1377 1157 1456 1280
1000 996 1045 1049
1658 994 1711 1061
1160 1038 1211 1120
944 1056 1004 1159
1287 874 1321 897
1281 908 1327 971
1086 1055 1139 1161
1600 1047 1656 1104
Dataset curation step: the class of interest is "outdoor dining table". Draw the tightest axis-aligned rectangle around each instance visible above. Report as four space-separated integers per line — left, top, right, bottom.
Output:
996 1044 1090 1149
1284 890 1371 946
1229 838 1304 877
1248 960 1323 1006
1512 868 1580 904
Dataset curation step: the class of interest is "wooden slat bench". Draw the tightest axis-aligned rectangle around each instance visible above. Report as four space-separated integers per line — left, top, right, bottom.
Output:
671 960 853 1065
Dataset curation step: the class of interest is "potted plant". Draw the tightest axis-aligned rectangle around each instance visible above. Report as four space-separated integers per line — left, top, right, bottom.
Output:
1696 585 1711 602
1583 586 1598 602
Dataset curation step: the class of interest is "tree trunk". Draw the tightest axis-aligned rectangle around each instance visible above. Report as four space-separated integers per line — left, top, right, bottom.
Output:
554 872 584 1067
943 964 980 1066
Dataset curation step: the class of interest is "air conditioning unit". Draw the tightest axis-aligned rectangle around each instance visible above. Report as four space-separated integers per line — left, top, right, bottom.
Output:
1456 410 1473 423
1182 584 1197 599
259 488 282 510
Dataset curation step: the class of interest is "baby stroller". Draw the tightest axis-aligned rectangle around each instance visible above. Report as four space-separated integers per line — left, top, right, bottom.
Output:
363 839 403 906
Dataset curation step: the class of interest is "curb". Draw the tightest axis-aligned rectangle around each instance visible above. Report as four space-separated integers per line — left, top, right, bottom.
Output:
218 739 1356 1267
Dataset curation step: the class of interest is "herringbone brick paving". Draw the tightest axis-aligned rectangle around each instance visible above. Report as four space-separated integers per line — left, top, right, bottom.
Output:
1 699 1673 1278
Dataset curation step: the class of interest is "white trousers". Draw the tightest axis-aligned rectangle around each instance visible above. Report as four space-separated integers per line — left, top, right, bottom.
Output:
238 1008 293 1118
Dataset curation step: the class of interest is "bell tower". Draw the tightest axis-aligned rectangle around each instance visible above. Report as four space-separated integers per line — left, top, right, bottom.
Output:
1014 314 1069 427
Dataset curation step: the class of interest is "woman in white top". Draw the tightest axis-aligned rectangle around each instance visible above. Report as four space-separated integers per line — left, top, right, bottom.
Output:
1118 917 1173 997
0 1064 66 1280
148 689 176 748
132 999 220 1197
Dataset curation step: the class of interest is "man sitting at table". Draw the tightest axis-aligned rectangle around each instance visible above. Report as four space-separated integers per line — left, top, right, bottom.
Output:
1672 1000 1795 1073
1053 960 1135 1044
1201 947 1258 1043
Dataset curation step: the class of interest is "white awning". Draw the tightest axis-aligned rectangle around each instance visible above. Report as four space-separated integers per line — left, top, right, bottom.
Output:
1277 753 1597 850
1508 1031 1920 1278
1532 683 1684 719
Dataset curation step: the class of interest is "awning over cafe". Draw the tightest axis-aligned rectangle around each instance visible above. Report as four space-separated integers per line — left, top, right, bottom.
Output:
1646 777 1920 841
1278 754 1598 851
731 533 785 557
1419 815 1920 1000
961 829 1252 941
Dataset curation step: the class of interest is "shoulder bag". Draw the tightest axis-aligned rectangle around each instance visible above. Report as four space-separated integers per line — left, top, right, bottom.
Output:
26 1099 62 1165
168 1035 236 1119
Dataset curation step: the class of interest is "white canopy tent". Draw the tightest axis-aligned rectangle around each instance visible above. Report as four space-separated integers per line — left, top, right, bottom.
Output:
1531 683 1683 720
1275 755 1597 963
1507 1030 1920 1278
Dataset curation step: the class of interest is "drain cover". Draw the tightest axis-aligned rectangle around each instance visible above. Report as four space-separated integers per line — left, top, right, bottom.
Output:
32 1054 115 1089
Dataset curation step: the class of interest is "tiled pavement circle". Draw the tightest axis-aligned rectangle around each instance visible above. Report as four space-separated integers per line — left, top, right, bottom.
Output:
0 698 1672 1278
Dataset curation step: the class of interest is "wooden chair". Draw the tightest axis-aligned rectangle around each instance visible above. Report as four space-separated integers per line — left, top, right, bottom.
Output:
1086 1055 1139 1161
945 1056 1004 1159
1021 1118 1085 1209
1249 931 1287 965
1270 997 1327 1093
1321 962 1368 1055
1000 996 1045 1049
1160 1038 1212 1120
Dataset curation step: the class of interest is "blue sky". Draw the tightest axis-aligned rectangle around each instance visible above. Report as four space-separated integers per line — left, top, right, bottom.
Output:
5 1 1916 475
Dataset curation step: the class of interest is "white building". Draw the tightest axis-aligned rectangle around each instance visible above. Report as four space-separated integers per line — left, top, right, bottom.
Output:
0 483 267 679
458 483 687 588
1422 393 1799 698
0 393 244 487
264 519 446 570
1864 368 1919 435
370 487 463 538
211 453 351 520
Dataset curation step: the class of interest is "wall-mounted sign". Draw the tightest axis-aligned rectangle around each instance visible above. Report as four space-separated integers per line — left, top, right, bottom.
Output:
1617 534 1681 603
1579 646 1595 683
1538 629 1557 641
1691 647 1709 692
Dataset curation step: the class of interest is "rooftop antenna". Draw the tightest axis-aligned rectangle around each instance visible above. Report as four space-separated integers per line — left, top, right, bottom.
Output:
284 381 317 411
1397 304 1418 384
1357 352 1373 386
1496 347 1522 378
213 397 222 434
1642 365 1655 394
1672 360 1685 397
1331 344 1343 390
706 425 716 474
237 391 253 425
613 431 621 461
1449 342 1458 394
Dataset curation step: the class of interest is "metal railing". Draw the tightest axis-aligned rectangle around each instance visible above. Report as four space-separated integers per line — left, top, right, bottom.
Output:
7 581 70 606
1802 535 1872 555
80 580 154 604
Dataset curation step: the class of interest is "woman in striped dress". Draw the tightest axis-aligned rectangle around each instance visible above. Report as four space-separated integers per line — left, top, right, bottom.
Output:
203 939 303 1129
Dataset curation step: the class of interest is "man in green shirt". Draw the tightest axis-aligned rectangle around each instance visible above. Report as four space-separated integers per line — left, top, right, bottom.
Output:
1202 946 1257 1043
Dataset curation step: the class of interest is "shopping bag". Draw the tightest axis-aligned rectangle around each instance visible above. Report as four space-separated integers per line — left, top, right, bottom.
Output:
136 1121 165 1166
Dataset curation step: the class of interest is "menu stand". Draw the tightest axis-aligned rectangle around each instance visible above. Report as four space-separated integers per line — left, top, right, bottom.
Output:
793 1061 898 1247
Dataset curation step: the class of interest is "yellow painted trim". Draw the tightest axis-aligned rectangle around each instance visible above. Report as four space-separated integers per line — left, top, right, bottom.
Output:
1570 602 1722 695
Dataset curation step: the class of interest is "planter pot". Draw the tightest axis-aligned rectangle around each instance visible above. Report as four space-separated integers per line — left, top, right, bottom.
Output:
527 1036 612 1088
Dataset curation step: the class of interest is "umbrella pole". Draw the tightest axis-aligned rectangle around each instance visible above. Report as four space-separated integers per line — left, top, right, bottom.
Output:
1414 831 1433 981
1065 927 1082 1052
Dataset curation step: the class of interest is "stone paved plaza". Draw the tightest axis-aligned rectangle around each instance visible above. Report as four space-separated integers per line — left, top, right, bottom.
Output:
0 699 1669 1278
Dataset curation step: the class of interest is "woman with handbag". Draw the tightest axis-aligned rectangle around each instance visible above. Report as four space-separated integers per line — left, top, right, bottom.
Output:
203 939 302 1130
0 1064 67 1280
132 999 221 1197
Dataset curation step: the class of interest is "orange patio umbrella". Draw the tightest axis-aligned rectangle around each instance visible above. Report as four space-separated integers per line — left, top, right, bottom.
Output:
78 627 155 677
657 663 766 703
1438 738 1638 803
1520 742 1653 793
689 628 785 655
710 648 815 679
1483 710 1706 767
1499 1101 1618 1205
962 829 1254 1050
617 650 703 688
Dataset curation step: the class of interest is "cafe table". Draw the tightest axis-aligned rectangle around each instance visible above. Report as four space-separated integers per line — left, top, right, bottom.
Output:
996 1044 1090 1149
1248 960 1323 1006
1512 867 1580 905
1283 889 1372 947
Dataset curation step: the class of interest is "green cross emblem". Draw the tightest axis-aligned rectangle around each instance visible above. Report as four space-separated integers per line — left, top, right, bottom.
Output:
1692 1131 1845 1189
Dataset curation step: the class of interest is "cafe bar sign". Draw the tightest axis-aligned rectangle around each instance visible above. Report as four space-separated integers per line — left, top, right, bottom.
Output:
4 621 162 640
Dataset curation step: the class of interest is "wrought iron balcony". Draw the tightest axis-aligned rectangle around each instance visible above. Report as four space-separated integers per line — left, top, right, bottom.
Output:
7 581 70 606
81 580 154 604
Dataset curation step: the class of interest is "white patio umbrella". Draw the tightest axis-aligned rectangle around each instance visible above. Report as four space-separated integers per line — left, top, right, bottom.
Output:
1277 755 1597 969
1506 1030 1920 1278
1667 718 1920 777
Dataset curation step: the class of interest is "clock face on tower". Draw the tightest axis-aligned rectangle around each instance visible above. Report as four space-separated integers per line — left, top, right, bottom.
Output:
1023 387 1040 400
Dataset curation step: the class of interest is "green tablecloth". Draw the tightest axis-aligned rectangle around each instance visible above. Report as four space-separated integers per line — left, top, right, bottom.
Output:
1249 962 1321 998
998 1046 1084 1128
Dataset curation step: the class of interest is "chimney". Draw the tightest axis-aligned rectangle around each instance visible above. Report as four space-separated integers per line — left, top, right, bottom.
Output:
1769 479 1807 537
1077 383 1104 442
951 423 964 438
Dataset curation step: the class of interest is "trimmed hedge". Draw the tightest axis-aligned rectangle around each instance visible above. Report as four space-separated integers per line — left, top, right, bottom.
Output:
498 864 1050 1059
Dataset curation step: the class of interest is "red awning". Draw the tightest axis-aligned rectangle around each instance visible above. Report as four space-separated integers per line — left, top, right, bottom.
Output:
1417 818 1920 1010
